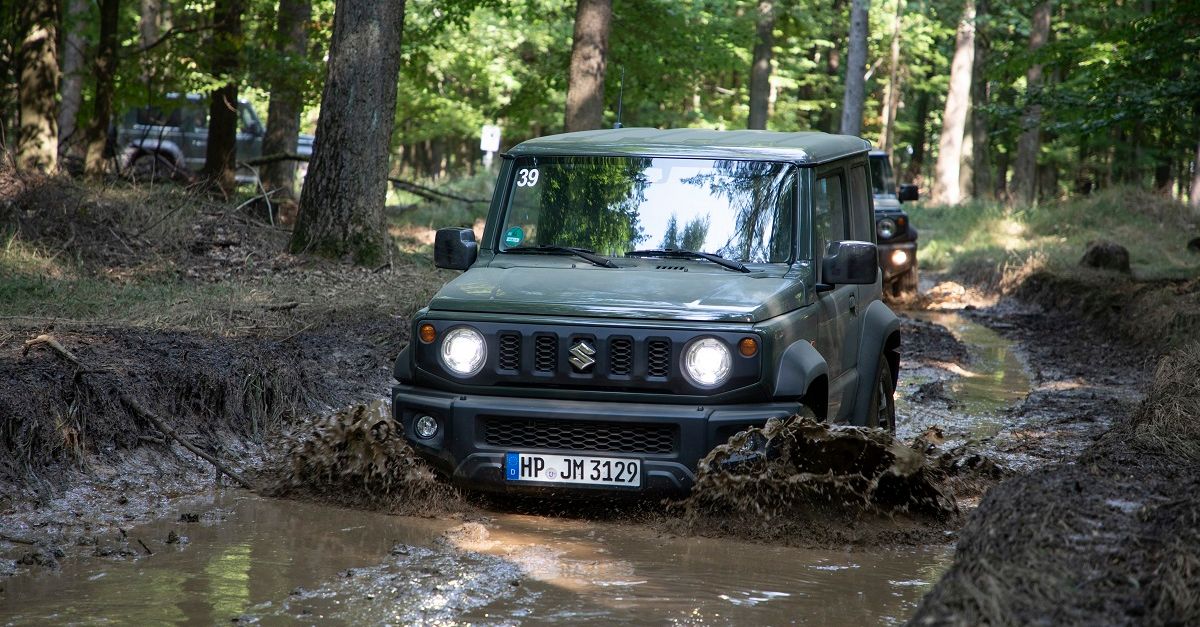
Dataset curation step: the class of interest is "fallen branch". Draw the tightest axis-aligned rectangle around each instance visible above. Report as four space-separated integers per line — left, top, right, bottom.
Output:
0 533 38 545
388 177 487 204
22 334 256 490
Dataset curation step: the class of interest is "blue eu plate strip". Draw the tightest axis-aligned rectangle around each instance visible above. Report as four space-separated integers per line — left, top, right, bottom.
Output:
505 452 519 480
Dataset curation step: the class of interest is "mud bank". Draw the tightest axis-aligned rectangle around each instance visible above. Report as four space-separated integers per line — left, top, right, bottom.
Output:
0 315 410 575
910 345 1200 626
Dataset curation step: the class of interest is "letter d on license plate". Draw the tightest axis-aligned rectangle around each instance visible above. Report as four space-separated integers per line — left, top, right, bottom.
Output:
505 452 641 488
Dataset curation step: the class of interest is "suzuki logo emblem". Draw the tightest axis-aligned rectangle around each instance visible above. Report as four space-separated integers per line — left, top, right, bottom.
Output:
568 340 597 372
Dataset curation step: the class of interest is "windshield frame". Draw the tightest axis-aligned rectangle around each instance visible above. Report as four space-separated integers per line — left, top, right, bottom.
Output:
492 154 801 266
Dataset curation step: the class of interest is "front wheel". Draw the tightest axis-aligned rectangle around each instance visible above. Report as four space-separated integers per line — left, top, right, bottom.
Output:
866 351 897 432
890 263 919 300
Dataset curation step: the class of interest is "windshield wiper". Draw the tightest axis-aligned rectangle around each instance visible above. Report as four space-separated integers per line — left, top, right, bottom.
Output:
625 248 750 273
504 245 618 268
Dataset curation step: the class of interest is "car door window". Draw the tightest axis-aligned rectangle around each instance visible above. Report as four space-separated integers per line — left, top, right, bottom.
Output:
849 164 872 241
814 171 848 277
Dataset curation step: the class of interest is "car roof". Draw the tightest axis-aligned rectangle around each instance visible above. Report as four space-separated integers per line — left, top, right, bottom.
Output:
508 128 872 165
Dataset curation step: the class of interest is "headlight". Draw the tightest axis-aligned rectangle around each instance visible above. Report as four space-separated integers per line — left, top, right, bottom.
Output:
683 337 732 388
440 327 486 376
877 218 897 240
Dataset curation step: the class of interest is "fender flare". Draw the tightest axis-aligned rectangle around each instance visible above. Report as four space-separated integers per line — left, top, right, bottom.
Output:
850 299 901 425
772 340 829 415
393 345 413 383
124 139 185 167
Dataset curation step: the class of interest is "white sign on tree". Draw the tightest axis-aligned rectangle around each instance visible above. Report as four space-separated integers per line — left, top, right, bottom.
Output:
480 124 501 169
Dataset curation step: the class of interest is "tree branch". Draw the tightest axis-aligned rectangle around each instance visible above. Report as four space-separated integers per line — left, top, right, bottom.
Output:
22 334 256 490
242 153 487 204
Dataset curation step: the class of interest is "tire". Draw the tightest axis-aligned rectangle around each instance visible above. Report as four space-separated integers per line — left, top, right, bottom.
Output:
866 350 897 432
128 152 185 184
890 263 919 300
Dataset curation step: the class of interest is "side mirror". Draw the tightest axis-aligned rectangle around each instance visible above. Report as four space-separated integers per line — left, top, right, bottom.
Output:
821 240 878 286
898 184 919 203
434 227 478 270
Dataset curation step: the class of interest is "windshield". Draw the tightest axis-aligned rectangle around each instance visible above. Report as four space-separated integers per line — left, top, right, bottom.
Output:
499 156 796 263
869 155 896 198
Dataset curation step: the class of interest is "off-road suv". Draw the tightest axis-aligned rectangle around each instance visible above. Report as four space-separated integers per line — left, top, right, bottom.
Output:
392 129 901 493
115 93 314 184
869 150 920 298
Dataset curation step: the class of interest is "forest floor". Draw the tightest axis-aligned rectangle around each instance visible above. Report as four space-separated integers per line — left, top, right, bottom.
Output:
0 171 1198 624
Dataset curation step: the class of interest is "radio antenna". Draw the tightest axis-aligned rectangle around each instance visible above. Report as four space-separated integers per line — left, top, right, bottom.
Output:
614 66 625 129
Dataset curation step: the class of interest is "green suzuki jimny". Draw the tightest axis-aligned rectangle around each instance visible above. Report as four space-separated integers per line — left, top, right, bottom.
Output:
392 128 900 493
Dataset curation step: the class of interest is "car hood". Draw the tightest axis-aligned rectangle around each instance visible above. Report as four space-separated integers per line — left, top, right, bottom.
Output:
427 262 808 323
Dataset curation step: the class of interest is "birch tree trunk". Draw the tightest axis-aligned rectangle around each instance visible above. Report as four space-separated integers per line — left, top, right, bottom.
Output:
16 0 59 173
969 0 992 200
880 0 904 158
563 0 612 132
931 0 975 206
747 0 775 130
201 0 244 193
839 0 869 137
262 0 312 199
57 0 88 153
83 0 120 176
1190 137 1200 212
289 0 406 265
1011 1 1051 206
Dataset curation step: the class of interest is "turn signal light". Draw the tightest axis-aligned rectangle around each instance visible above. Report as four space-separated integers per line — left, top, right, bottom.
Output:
738 337 759 357
418 323 437 344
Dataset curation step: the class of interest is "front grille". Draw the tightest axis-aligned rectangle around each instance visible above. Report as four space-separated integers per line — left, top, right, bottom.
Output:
534 335 557 372
647 340 671 377
483 418 676 454
498 333 521 371
609 338 633 375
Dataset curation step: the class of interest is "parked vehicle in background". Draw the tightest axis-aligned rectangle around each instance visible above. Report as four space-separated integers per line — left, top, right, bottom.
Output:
868 150 920 299
114 93 313 186
392 128 901 495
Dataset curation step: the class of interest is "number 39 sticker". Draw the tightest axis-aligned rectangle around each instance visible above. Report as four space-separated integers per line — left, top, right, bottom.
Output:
515 168 540 187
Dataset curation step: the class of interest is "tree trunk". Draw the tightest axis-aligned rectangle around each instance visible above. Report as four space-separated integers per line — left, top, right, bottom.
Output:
261 0 312 200
83 0 120 176
289 0 406 265
969 0 992 200
839 0 869 136
202 0 244 193
747 0 774 130
57 0 88 153
880 0 904 158
138 0 164 86
907 90 930 182
1010 0 1051 206
563 0 612 132
931 0 975 205
1190 137 1200 212
16 0 59 173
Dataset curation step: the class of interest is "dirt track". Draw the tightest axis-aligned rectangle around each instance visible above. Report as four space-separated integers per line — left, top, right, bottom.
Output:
0 274 1159 623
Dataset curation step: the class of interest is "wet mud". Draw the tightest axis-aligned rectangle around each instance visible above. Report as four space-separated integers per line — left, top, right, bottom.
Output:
3 281 1150 624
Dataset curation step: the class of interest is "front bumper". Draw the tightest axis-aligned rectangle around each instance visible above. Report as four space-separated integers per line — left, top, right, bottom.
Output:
877 240 918 280
392 383 802 494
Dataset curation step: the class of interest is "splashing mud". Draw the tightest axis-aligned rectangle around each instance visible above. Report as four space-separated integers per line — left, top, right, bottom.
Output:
266 401 457 514
681 415 957 523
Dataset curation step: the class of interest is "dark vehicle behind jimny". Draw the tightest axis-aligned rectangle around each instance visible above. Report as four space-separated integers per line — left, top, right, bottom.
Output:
869 150 920 298
391 128 902 495
114 93 313 185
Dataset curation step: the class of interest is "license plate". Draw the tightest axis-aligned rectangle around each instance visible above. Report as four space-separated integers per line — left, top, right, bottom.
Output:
504 452 641 488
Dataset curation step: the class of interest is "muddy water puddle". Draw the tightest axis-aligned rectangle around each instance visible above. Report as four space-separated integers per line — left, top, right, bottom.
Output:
0 493 951 625
898 311 1030 442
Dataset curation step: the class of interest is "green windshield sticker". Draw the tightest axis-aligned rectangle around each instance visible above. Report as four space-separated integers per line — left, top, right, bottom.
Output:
504 226 524 247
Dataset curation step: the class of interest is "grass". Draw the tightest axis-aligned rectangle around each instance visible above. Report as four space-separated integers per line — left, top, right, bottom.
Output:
0 172 451 335
906 187 1200 281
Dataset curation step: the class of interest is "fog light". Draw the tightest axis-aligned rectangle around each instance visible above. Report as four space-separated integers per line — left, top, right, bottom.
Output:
890 249 909 267
414 414 438 439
